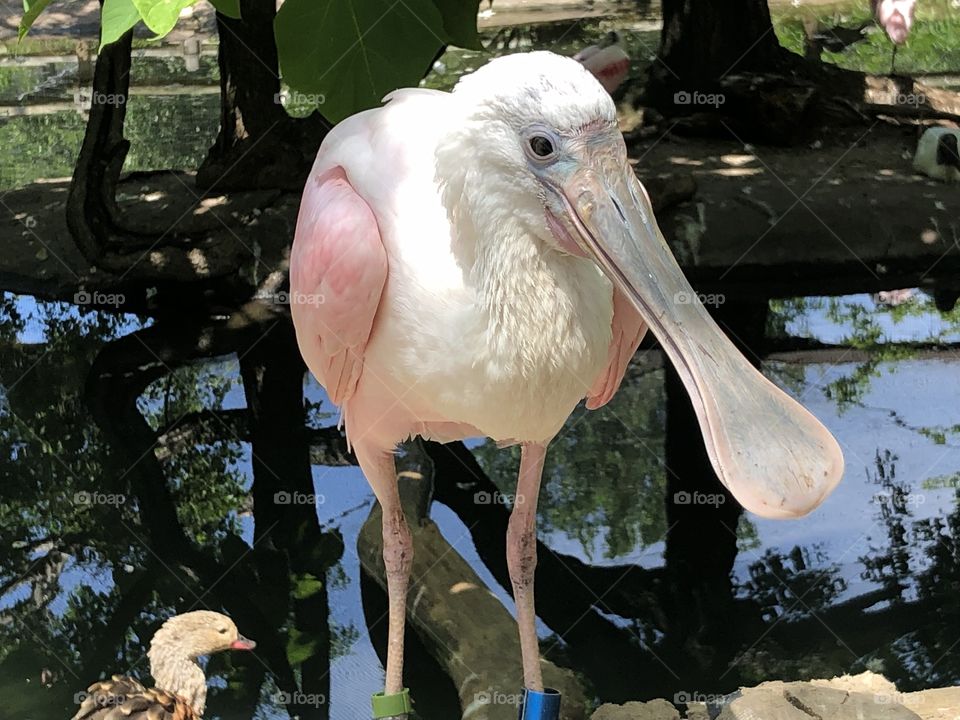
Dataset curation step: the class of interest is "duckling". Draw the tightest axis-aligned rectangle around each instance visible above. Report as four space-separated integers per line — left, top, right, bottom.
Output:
72 611 256 720
913 127 960 182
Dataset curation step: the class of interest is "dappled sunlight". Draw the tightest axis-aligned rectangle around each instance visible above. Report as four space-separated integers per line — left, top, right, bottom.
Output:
667 156 704 166
720 153 757 167
148 250 169 269
186 247 210 275
193 195 229 215
449 581 481 594
712 166 762 177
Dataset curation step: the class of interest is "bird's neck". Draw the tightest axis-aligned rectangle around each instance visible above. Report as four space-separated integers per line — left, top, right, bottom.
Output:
468 210 613 371
473 217 553 315
148 644 208 715
435 128 611 358
441 162 612 336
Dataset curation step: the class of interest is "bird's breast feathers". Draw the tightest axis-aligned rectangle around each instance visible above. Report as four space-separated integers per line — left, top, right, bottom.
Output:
315 86 616 441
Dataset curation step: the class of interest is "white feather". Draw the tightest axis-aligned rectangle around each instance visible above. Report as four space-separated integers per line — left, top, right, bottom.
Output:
311 53 616 443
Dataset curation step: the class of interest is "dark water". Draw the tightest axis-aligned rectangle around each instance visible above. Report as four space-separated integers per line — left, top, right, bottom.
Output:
2 4 960 720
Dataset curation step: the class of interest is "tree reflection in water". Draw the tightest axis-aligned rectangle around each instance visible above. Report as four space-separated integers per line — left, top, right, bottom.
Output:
1 293 959 718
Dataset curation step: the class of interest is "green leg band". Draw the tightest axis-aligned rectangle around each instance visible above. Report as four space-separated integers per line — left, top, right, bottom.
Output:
371 688 412 718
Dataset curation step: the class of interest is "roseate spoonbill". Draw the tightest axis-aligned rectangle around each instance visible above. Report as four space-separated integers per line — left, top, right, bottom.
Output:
914 127 960 182
290 51 843 719
72 611 256 720
872 0 916 71
574 31 630 94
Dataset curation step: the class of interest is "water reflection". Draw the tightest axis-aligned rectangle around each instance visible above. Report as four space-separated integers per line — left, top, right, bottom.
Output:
2 2 960 718
1 288 958 717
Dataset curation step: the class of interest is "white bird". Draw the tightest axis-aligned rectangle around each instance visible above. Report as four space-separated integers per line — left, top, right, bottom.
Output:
574 32 630 94
290 51 843 717
914 127 960 182
875 288 915 306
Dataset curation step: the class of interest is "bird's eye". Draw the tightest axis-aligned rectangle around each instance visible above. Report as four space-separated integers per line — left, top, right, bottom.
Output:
528 135 555 159
218 627 228 634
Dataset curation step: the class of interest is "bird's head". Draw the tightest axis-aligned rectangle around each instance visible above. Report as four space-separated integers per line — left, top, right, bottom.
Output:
146 611 256 716
443 52 843 519
441 51 618 251
149 611 257 659
874 0 915 44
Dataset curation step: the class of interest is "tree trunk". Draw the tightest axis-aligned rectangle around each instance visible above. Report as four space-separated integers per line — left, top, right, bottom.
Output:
646 0 824 142
66 26 136 262
426 440 671 702
197 0 328 191
655 0 785 91
240 322 343 720
645 0 897 143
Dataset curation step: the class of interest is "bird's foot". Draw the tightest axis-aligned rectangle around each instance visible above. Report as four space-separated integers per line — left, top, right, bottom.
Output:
519 687 561 720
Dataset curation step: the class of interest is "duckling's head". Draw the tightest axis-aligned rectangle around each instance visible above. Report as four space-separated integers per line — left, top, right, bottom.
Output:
147 611 256 715
150 610 256 659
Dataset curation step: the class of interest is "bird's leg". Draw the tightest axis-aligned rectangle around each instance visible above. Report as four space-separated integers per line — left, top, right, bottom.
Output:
507 443 548 691
357 446 414 715
890 43 898 73
382 500 413 695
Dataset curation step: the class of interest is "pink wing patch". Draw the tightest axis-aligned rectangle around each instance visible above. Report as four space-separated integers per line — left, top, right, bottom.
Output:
290 166 387 406
586 287 647 409
578 45 630 94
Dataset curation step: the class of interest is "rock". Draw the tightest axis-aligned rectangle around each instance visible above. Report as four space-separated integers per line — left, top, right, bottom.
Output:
811 671 898 696
590 675 953 720
683 702 710 720
902 686 960 720
715 688 811 720
787 684 921 719
591 699 680 720
716 682 922 720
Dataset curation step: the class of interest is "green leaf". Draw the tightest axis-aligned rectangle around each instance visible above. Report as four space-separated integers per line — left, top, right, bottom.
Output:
275 0 447 123
209 0 240 20
286 628 320 664
432 0 481 50
292 573 324 599
131 0 195 37
19 0 55 41
100 0 142 49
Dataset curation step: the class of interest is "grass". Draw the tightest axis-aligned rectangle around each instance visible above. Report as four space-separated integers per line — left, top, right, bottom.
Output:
773 0 960 76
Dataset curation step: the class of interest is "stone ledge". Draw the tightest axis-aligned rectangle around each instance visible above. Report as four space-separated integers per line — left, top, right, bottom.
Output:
590 673 957 720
